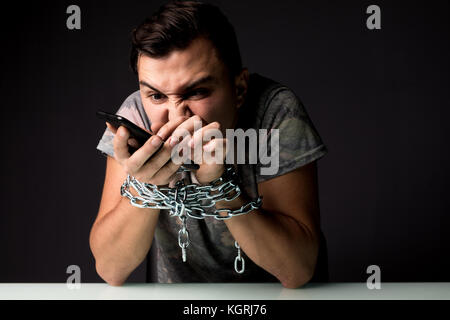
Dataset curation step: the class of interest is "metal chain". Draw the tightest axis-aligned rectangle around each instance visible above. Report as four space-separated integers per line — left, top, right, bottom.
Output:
234 241 245 274
177 208 189 262
121 165 262 220
120 165 263 274
174 180 189 262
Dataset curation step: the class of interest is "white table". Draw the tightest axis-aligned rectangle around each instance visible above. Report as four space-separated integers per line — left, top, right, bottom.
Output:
0 283 449 300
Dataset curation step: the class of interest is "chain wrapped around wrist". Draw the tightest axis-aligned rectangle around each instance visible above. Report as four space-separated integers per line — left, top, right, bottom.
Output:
120 164 262 274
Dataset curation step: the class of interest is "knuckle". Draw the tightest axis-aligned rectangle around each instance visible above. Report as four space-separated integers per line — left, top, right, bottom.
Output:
177 115 189 123
148 175 165 186
169 161 182 172
152 178 164 186
144 137 160 151
142 160 158 175
170 128 181 139
158 124 167 133
173 128 189 140
160 145 173 160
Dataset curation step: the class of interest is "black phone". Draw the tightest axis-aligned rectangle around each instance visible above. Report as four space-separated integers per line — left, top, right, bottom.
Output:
96 110 199 170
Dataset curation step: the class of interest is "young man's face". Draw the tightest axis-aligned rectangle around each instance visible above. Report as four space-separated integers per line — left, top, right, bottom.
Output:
137 37 245 134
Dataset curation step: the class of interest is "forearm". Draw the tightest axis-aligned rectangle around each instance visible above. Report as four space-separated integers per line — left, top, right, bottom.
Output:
216 195 319 288
89 197 160 285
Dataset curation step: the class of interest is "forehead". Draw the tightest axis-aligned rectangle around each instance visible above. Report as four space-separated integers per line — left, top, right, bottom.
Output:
137 37 226 92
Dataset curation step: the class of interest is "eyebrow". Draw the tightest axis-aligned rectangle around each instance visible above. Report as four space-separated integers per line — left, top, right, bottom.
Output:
139 75 215 95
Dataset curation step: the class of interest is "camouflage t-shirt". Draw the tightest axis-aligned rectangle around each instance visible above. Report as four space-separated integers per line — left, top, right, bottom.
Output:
96 73 329 283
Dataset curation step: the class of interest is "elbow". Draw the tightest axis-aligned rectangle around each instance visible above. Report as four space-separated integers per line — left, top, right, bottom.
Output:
106 279 126 287
281 227 319 289
280 269 314 289
280 267 314 289
281 276 311 289
90 229 128 287
104 274 126 287
278 255 316 289
281 281 302 289
95 262 127 287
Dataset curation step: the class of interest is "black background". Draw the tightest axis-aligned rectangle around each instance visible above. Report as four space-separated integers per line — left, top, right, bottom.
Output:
0 0 448 283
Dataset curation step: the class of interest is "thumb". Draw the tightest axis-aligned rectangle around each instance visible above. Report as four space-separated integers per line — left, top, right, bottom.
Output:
150 122 165 135
105 122 117 134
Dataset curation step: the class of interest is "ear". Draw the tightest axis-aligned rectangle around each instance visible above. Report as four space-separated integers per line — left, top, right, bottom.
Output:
234 68 249 109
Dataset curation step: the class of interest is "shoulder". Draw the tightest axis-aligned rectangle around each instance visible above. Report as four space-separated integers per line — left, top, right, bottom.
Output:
249 74 328 182
117 90 151 131
245 73 305 129
119 90 143 111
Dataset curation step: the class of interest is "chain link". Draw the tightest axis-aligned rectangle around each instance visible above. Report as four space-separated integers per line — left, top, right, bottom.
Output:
177 208 189 262
120 165 263 274
234 241 245 274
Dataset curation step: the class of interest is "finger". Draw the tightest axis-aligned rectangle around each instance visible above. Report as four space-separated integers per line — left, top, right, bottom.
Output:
113 126 131 162
147 157 182 185
155 116 191 141
171 134 195 165
150 121 165 135
125 135 164 175
171 115 207 140
141 136 182 173
188 121 221 149
106 122 117 134
202 138 228 165
185 121 220 164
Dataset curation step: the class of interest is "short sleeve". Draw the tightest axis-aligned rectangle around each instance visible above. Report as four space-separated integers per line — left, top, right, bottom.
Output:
96 90 150 158
256 87 328 183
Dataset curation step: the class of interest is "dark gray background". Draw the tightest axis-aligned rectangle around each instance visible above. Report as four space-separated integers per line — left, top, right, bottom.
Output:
0 0 448 283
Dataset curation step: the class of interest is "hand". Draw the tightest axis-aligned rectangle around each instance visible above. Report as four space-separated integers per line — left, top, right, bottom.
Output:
153 115 228 185
184 121 228 185
106 117 188 186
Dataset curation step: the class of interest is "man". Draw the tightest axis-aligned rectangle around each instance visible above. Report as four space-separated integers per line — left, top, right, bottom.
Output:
90 0 328 288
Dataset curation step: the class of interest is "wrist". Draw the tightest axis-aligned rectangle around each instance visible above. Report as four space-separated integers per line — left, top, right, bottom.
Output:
194 165 225 185
215 192 247 214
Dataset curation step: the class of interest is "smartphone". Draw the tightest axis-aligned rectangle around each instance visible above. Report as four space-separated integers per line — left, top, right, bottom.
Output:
96 110 199 170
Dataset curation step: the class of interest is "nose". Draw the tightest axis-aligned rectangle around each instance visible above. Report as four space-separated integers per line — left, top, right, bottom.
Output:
167 97 194 121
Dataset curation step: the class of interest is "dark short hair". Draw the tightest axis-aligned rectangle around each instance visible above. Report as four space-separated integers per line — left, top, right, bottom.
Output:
130 0 243 78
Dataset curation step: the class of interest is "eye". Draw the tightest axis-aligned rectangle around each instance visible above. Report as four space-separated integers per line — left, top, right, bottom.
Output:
148 93 166 104
192 89 207 95
185 88 210 99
